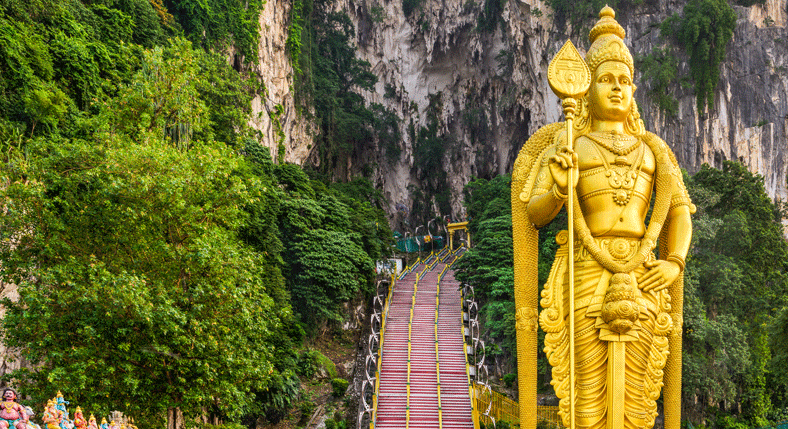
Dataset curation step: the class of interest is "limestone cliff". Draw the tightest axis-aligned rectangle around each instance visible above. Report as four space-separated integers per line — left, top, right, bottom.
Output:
268 0 788 223
251 0 314 164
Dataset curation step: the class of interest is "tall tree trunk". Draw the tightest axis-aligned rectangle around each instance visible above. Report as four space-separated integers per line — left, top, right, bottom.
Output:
167 407 184 429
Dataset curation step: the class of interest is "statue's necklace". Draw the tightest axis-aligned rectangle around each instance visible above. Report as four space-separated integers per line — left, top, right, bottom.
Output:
587 131 639 156
590 138 645 206
3 401 13 410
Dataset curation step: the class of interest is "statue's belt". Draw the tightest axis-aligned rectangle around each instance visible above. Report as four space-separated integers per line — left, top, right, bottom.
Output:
571 235 653 263
556 236 660 318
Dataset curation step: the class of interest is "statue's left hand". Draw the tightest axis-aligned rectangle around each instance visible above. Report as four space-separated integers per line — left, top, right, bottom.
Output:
637 260 681 292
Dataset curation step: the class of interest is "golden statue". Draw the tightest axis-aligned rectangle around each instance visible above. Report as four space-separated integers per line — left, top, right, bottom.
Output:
511 7 694 429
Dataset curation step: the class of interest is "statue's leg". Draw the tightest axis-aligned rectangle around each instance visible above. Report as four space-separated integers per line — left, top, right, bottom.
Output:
0 420 9 429
572 262 608 429
622 264 670 429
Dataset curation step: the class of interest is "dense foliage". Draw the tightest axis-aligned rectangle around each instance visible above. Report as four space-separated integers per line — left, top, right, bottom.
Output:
164 0 264 62
0 0 390 427
661 0 737 112
455 163 788 426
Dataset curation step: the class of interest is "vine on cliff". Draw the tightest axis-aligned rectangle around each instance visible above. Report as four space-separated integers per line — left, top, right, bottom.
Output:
661 0 737 112
477 0 506 33
410 93 452 222
287 0 306 79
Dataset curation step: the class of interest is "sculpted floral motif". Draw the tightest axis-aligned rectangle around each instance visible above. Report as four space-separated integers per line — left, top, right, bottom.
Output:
515 307 539 332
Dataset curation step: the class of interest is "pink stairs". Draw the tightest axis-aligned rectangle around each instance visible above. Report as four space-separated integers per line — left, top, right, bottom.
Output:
376 249 474 429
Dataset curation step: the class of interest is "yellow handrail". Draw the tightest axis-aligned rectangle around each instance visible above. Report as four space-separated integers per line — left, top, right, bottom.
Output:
471 385 563 428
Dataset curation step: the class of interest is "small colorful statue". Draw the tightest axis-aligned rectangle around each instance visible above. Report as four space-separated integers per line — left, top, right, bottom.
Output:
0 388 29 429
98 419 107 429
86 416 97 429
72 408 86 429
42 400 60 429
53 394 69 429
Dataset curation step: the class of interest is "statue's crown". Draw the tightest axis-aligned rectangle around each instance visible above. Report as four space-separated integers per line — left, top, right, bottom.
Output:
585 6 634 76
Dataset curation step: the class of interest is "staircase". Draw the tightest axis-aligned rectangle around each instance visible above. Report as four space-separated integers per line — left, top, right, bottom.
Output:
375 248 474 429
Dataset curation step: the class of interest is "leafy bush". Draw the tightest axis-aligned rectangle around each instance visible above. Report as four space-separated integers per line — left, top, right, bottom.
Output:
325 418 348 429
297 349 321 378
502 373 516 388
332 378 350 397
496 420 512 429
195 423 248 429
325 411 349 429
298 400 316 421
297 349 338 379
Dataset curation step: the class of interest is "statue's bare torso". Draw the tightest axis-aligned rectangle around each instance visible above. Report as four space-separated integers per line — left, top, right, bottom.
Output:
574 134 655 238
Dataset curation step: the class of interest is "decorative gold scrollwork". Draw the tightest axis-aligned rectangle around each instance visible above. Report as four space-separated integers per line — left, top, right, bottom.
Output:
516 307 539 332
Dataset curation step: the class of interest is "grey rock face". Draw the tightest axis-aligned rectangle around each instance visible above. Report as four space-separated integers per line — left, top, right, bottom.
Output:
311 0 788 222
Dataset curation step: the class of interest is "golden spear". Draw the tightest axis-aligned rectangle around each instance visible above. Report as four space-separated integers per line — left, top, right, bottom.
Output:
547 39 591 429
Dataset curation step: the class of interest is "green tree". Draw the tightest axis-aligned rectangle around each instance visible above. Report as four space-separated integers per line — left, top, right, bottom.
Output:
275 169 378 329
0 40 293 429
682 162 788 424
164 0 265 62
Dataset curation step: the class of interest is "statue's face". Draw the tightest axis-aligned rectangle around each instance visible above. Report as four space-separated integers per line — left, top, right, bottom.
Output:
3 390 15 401
589 61 633 122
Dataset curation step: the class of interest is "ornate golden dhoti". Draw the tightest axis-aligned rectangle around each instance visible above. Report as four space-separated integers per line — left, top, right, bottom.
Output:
540 233 673 429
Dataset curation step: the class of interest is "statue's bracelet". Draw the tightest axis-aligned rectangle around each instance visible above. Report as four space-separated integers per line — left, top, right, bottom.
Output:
551 184 568 201
666 253 686 271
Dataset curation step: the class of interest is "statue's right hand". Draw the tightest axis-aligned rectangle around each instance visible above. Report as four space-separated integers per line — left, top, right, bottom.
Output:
548 147 579 194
